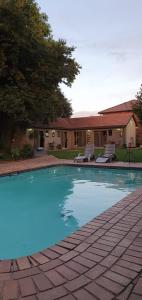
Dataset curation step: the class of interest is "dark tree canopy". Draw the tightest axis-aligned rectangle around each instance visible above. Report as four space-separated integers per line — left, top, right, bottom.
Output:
133 84 142 123
0 0 80 142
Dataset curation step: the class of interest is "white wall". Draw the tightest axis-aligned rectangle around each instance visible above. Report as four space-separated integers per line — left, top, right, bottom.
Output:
125 117 136 147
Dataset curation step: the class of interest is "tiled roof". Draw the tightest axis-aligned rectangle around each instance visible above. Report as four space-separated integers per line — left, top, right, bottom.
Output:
48 112 134 130
99 99 137 114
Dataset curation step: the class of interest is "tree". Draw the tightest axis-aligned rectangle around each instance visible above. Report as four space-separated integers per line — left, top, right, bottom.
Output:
133 84 142 123
0 0 80 146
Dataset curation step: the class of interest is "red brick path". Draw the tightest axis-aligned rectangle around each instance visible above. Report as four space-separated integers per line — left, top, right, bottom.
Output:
0 157 142 299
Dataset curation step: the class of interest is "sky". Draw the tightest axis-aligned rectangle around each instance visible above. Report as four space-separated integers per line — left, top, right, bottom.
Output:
37 0 142 115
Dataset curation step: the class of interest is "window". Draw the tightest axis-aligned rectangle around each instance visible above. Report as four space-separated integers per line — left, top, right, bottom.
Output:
108 129 112 136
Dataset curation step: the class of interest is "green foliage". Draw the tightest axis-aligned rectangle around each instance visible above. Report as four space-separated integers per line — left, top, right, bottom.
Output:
20 143 33 158
133 84 142 123
11 147 21 160
48 148 142 162
0 0 80 139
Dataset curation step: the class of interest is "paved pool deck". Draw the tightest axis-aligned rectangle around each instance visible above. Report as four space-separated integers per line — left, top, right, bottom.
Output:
0 156 142 300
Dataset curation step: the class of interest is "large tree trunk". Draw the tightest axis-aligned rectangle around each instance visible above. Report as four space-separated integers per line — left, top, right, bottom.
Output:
0 113 16 150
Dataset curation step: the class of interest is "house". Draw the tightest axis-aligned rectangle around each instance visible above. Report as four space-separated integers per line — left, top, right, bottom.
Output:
15 99 140 151
99 99 136 114
32 109 137 150
99 99 142 145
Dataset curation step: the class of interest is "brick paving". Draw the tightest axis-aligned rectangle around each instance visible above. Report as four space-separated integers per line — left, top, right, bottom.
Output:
0 156 142 299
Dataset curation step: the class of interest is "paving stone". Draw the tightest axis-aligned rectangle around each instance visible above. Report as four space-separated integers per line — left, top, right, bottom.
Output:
117 283 133 300
92 242 113 252
50 245 69 255
94 229 107 237
104 270 131 286
117 259 142 272
102 223 113 230
41 248 60 259
105 231 124 239
60 250 78 262
75 230 90 237
29 257 38 267
119 239 132 247
85 235 99 244
74 288 97 299
3 280 18 299
19 277 36 297
70 233 85 241
73 255 96 268
121 254 142 265
37 286 68 300
13 267 40 279
56 264 78 280
97 238 116 247
85 281 114 300
17 257 31 270
31 253 49 264
129 294 142 300
87 246 108 257
111 246 126 257
0 261 11 273
85 264 107 279
108 228 126 236
126 249 142 258
102 235 121 243
129 244 142 253
81 251 102 263
58 241 76 250
0 273 11 281
39 259 63 272
134 240 142 247
64 237 81 245
45 269 66 286
96 276 124 294
65 260 88 274
113 225 130 232
133 277 142 295
111 264 137 279
64 275 90 292
81 227 95 234
32 273 53 291
100 255 118 268
74 242 90 253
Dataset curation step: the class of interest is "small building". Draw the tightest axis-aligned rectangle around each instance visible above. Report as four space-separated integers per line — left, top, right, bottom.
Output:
33 111 136 150
99 99 142 145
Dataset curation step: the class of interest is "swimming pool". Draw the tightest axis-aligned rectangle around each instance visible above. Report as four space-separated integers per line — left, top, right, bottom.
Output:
0 165 142 259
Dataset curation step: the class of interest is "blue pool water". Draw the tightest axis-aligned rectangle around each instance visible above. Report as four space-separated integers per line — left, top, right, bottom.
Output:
0 165 142 259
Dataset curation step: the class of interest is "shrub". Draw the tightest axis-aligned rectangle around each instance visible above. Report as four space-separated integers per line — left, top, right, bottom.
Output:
20 144 33 158
11 148 21 160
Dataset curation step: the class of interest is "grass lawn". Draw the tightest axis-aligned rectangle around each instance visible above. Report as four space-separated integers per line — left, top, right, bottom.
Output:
48 147 142 162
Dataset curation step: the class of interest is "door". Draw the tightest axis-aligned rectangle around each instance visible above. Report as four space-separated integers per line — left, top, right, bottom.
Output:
39 131 45 148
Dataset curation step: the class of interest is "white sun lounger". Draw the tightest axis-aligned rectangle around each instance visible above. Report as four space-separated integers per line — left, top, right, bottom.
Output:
96 144 116 163
74 143 94 162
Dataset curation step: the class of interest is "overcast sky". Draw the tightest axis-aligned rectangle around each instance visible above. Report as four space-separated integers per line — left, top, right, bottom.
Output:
37 0 142 115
